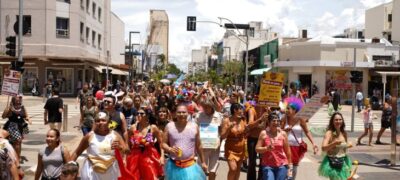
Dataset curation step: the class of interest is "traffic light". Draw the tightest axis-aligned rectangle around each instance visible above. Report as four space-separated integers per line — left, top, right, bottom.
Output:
16 61 25 73
350 71 363 83
5 36 16 57
10 61 25 73
10 61 17 70
187 16 196 31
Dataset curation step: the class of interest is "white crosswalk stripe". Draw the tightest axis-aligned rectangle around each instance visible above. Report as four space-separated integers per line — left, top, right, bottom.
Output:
308 106 381 132
0 103 81 125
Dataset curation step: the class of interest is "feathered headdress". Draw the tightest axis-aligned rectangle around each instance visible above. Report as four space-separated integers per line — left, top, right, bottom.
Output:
283 97 304 113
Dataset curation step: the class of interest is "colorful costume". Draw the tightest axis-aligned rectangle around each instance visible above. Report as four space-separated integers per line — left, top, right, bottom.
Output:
164 122 206 180
3 106 28 143
224 118 247 162
81 131 120 180
126 125 163 180
319 142 352 180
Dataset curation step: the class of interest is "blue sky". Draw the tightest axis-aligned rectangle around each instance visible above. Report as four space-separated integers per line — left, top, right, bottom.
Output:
111 0 391 71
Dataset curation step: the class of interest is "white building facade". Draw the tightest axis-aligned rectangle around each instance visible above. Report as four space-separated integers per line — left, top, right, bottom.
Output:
277 36 399 103
365 0 400 44
0 0 126 95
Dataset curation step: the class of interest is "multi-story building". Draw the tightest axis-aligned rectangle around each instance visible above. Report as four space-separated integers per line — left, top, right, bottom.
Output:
187 62 206 76
365 0 400 44
277 36 399 102
146 9 169 74
334 28 365 39
188 46 209 75
222 21 276 62
0 0 126 95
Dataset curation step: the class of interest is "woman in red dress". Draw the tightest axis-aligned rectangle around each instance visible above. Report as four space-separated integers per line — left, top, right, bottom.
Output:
124 107 164 180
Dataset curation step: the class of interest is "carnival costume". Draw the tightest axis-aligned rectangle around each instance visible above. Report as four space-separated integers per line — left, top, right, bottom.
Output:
81 131 120 180
3 105 29 144
318 142 352 180
164 122 206 180
224 118 247 162
126 125 163 180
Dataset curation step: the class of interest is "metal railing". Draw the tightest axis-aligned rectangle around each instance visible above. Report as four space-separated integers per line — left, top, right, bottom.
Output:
56 29 69 38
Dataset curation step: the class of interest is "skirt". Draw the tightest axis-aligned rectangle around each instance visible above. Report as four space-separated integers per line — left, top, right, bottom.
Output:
164 159 206 180
318 155 352 180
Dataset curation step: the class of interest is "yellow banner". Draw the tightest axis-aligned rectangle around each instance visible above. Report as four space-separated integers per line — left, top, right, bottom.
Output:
258 72 284 107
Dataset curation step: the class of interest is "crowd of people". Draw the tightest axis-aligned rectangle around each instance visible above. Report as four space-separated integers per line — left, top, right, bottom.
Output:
0 78 372 180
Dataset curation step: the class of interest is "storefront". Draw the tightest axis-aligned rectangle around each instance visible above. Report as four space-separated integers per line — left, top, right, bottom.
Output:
326 69 362 104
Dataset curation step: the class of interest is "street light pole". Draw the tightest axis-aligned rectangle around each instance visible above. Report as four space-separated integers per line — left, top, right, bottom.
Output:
351 48 356 132
217 17 250 102
244 31 249 101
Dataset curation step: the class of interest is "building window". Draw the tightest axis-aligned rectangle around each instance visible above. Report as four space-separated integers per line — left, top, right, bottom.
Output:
98 34 102 49
98 7 102 22
92 3 96 19
80 22 84 42
56 17 69 38
57 0 70 3
16 15 32 36
80 0 84 10
86 0 90 14
388 14 392 22
46 68 74 94
86 27 90 44
92 31 96 48
22 68 39 94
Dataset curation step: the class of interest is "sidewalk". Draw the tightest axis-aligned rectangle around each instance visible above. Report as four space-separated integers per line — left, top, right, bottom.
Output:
0 95 82 180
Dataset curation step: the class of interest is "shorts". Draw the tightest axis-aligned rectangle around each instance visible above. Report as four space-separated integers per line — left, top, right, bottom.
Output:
381 120 391 129
364 123 373 129
198 148 220 173
49 122 62 130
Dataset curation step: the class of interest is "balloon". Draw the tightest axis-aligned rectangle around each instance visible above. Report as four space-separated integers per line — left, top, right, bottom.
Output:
95 90 104 100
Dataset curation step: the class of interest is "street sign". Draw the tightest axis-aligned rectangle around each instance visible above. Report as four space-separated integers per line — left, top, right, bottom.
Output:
1 70 21 96
341 61 354 67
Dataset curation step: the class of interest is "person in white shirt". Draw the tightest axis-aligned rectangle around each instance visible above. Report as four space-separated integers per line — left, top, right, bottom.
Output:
356 91 363 112
357 104 374 146
194 99 223 180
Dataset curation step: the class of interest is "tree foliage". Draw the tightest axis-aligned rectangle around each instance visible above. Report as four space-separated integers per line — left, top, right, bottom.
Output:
186 60 244 88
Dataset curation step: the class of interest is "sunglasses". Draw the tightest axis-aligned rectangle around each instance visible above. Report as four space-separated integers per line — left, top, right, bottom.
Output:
159 111 167 114
104 100 112 104
137 112 146 116
176 111 187 114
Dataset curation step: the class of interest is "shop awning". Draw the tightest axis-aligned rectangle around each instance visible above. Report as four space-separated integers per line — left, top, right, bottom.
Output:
111 68 128 76
250 68 271 75
90 65 128 76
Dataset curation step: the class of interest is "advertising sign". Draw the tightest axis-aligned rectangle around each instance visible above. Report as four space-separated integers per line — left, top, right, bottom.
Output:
1 70 20 96
258 72 284 107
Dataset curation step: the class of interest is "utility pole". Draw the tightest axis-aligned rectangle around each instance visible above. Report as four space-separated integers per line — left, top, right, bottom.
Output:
18 0 23 94
351 48 356 132
244 29 249 100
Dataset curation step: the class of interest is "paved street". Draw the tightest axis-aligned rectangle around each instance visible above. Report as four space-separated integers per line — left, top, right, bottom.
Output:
1 95 400 180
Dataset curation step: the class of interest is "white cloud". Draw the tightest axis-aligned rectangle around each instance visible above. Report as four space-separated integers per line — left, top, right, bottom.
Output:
360 0 392 8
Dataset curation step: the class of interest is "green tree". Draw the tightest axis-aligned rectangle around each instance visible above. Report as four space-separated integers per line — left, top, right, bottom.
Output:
221 60 244 87
166 63 182 75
